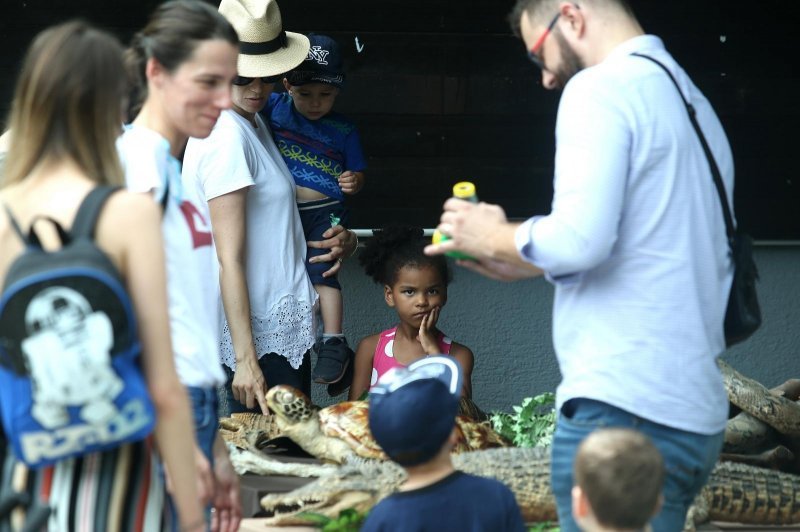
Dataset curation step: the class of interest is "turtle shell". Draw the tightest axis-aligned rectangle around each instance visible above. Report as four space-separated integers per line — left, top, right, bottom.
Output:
453 416 510 452
319 401 387 460
317 400 510 460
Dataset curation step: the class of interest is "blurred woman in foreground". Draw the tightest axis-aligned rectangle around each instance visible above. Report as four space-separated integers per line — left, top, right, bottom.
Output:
0 20 202 531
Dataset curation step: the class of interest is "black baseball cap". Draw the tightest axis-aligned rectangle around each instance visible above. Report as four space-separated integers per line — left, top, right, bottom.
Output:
287 33 345 88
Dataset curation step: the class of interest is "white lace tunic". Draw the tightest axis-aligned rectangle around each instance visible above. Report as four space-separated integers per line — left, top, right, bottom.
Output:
183 110 318 370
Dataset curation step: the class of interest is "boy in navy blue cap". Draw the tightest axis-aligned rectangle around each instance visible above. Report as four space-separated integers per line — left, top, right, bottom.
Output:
262 33 366 395
362 356 526 531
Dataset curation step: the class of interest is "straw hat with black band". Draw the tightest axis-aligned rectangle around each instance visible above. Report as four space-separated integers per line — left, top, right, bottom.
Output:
219 0 309 78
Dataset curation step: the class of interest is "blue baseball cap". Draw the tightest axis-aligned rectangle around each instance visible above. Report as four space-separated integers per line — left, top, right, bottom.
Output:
368 356 463 466
287 34 344 88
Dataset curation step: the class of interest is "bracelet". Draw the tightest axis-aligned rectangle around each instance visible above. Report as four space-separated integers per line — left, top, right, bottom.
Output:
347 230 359 258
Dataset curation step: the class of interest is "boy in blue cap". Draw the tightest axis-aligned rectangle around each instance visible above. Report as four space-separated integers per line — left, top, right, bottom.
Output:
262 33 366 395
362 356 526 531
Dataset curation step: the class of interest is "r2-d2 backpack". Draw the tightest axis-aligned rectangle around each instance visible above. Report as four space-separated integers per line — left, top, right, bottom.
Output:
0 187 155 468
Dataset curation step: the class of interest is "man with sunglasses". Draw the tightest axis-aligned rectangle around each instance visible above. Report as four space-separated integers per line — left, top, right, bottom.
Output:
426 1 734 530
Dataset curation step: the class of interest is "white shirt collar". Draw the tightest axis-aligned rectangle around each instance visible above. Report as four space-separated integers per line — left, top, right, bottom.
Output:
602 34 666 63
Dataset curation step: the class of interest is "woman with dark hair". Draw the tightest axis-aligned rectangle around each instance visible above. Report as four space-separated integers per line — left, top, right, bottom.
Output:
121 1 241 529
0 20 202 531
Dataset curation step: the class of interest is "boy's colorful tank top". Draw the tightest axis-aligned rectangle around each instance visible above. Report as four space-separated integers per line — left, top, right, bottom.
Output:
369 326 453 389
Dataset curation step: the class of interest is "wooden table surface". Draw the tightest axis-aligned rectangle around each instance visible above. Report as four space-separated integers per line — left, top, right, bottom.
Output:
238 520 316 532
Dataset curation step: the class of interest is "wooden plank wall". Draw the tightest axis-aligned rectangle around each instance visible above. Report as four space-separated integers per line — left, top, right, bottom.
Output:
278 0 560 228
0 0 797 238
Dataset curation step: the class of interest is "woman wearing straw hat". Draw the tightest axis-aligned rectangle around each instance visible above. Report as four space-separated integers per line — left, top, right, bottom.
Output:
183 0 357 415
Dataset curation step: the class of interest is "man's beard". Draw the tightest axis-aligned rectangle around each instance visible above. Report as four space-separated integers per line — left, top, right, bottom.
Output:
552 31 585 89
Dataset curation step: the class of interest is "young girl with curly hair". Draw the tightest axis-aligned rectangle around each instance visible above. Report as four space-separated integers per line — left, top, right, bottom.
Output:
349 226 474 401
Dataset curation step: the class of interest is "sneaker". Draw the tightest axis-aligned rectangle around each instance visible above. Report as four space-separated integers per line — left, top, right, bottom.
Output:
312 337 353 384
327 348 355 397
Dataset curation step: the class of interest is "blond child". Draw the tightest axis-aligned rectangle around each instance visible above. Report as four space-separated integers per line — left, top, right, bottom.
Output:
572 428 665 532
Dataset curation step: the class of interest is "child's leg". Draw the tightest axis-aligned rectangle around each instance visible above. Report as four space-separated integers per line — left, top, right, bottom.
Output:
316 284 356 395
311 278 352 385
297 200 354 387
316 284 343 335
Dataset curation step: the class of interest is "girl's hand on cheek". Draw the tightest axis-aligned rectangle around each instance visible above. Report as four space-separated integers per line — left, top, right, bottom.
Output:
417 307 440 355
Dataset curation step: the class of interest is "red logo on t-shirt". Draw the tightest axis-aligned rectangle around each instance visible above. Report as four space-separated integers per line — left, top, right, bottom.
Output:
179 201 213 249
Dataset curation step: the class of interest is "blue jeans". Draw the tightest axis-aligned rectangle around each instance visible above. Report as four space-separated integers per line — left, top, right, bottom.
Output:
166 386 219 531
191 387 220 529
187 386 219 464
551 398 724 532
220 352 311 416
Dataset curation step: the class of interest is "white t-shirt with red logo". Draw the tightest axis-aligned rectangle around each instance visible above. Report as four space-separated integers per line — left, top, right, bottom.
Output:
117 126 225 388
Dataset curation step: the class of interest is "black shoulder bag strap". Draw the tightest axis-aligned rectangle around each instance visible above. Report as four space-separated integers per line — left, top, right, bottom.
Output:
70 186 123 240
631 53 735 251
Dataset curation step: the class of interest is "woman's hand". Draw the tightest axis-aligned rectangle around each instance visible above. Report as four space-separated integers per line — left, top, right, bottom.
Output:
231 356 268 414
194 446 215 506
211 435 242 532
307 225 358 277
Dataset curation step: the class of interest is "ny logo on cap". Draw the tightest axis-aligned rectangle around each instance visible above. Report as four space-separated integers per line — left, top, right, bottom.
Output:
307 45 329 65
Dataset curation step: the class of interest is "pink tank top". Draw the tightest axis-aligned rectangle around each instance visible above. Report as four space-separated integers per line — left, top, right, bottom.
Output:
369 326 453 390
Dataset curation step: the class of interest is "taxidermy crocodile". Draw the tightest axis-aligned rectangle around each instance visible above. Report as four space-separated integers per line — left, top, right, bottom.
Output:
254 446 800 531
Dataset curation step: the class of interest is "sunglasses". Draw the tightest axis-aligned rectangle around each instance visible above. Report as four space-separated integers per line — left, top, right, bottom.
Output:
527 12 561 70
232 74 283 86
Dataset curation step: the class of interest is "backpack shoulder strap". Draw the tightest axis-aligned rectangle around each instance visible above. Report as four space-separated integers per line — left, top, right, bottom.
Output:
70 186 123 240
3 205 72 248
2 203 28 244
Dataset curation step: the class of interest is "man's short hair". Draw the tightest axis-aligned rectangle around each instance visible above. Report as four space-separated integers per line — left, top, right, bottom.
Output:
508 0 556 38
508 0 636 38
574 428 664 530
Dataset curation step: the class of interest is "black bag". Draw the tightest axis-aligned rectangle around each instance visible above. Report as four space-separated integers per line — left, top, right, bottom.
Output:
724 233 761 345
632 53 761 347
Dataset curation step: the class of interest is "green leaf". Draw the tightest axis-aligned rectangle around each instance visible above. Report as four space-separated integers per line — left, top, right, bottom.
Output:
489 392 556 448
528 522 559 532
296 511 332 526
309 508 370 532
